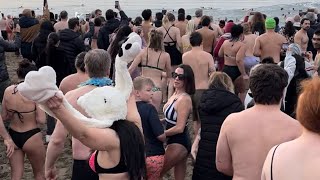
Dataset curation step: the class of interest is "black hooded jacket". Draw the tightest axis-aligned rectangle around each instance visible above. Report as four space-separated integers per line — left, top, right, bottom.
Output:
192 88 244 180
58 29 85 73
97 10 128 50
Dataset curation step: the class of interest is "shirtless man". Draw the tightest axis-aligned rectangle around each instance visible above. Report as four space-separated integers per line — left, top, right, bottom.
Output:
0 13 7 40
196 16 216 54
193 9 203 28
175 13 187 36
294 18 310 53
45 50 110 180
216 64 302 180
182 31 215 136
59 52 89 95
253 18 287 63
242 22 259 74
141 9 153 44
54 10 68 32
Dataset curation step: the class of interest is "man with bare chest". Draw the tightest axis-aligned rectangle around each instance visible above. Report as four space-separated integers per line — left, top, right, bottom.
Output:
294 18 310 53
253 18 287 63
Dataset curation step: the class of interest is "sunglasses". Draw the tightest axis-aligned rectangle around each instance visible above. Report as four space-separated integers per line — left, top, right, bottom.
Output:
172 72 185 80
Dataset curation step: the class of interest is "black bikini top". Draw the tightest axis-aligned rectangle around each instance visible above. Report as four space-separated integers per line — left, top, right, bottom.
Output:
163 25 176 47
8 82 37 123
139 48 164 71
94 150 127 174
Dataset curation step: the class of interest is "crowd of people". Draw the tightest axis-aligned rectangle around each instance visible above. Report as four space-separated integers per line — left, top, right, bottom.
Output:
0 1 320 180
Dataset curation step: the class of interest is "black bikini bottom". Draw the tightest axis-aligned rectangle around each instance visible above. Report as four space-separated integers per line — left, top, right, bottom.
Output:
9 128 41 149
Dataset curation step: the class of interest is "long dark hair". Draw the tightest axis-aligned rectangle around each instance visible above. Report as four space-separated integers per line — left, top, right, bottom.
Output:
178 64 195 95
110 120 146 180
37 20 54 43
17 59 37 79
45 32 60 65
283 21 296 37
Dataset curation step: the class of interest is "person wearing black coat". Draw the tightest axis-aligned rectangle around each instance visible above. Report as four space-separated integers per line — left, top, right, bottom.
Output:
192 72 244 180
0 27 21 102
58 18 85 74
97 5 128 51
31 20 54 68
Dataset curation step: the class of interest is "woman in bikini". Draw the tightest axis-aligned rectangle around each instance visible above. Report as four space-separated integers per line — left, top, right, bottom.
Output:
0 60 46 180
218 24 248 102
262 78 320 180
157 12 182 99
160 64 195 180
129 29 172 111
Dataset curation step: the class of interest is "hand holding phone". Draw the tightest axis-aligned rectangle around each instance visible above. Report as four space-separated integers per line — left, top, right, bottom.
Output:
115 1 119 9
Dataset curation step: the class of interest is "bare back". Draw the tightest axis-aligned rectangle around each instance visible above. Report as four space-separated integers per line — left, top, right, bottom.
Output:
243 34 258 57
254 32 286 63
220 40 244 66
54 20 68 32
140 48 171 88
196 27 216 53
142 22 153 44
262 133 320 180
219 106 302 180
175 21 187 36
182 48 215 89
2 85 43 132
59 72 89 95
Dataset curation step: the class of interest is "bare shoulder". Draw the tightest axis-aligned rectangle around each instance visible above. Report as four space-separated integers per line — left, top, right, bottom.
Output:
4 85 14 94
178 94 192 105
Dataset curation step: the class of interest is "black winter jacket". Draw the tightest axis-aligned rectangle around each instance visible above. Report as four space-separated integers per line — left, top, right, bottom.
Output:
97 10 128 50
192 88 244 180
58 29 85 74
0 34 21 82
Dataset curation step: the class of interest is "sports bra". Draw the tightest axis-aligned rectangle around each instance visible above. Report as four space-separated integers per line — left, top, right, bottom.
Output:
7 83 37 123
163 25 176 47
270 144 280 180
139 48 164 71
89 150 127 174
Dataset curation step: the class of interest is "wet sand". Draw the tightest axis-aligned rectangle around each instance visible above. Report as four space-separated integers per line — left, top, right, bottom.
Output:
0 52 195 179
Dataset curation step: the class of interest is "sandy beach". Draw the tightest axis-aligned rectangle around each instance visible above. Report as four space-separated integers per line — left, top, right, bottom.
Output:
0 53 195 179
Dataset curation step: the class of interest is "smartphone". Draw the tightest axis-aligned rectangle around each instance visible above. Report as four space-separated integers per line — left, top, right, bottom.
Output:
43 0 47 7
115 1 119 9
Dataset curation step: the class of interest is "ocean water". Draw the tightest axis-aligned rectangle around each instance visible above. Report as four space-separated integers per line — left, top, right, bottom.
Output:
0 0 319 24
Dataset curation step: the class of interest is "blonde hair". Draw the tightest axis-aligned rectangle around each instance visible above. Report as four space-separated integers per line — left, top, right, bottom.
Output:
133 76 155 90
148 29 164 51
22 9 32 17
208 72 235 93
241 22 251 35
162 13 175 27
186 20 196 35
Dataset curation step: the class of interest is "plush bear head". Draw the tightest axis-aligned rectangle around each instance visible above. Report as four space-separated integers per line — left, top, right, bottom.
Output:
117 32 142 63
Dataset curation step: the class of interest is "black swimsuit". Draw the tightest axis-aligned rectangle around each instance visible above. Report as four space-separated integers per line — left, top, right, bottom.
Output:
7 83 40 149
163 25 182 66
164 95 191 153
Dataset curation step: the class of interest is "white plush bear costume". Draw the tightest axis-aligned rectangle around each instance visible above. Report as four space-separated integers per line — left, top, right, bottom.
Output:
17 32 142 128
